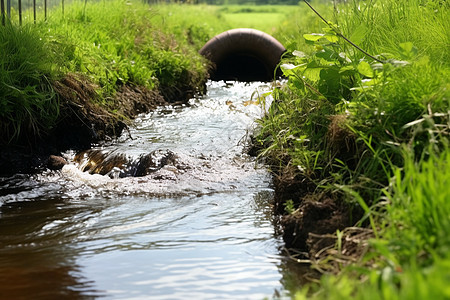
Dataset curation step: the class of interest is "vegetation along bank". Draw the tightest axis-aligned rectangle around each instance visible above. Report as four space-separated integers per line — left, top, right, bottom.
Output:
253 0 450 298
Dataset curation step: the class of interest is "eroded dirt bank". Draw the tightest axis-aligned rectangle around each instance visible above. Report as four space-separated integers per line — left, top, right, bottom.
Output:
250 130 367 269
0 73 205 176
271 172 361 260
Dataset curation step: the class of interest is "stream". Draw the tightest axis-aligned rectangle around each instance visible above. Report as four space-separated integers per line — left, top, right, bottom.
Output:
0 81 304 299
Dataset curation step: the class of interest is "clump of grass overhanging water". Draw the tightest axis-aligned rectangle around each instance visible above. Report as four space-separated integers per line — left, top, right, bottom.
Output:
256 0 450 298
0 21 61 144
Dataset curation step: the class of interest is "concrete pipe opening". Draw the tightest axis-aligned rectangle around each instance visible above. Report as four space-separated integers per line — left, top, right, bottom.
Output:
199 28 286 82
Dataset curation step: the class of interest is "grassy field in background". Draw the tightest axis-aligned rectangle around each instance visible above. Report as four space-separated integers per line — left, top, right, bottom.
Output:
217 5 293 34
223 12 285 33
148 3 319 45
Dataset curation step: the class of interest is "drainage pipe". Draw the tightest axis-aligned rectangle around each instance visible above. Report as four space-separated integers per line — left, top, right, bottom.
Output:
199 28 286 82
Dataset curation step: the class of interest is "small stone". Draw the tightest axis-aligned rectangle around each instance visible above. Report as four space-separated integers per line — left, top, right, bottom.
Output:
47 155 68 170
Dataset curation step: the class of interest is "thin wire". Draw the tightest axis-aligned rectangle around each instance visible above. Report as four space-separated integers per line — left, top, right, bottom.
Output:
302 0 385 64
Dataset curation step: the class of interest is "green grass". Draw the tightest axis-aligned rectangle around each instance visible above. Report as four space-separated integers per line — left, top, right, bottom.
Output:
222 12 285 33
337 0 450 65
294 147 450 300
387 146 450 264
43 0 211 95
146 4 232 49
1 1 323 145
217 5 295 34
1 1 223 144
255 0 450 298
257 0 449 192
0 21 60 144
271 3 334 53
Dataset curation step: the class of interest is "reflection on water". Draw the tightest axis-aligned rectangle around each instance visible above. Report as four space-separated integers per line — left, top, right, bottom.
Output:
0 195 102 299
0 81 305 299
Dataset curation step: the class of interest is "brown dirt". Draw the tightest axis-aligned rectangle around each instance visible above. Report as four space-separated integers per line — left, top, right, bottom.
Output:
325 114 359 169
270 169 369 275
263 115 366 266
280 192 351 252
307 227 374 274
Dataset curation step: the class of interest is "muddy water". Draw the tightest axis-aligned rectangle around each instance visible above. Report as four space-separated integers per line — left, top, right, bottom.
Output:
0 81 302 299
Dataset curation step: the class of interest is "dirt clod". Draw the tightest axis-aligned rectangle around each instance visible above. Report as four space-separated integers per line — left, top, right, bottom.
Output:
281 195 351 251
47 155 68 170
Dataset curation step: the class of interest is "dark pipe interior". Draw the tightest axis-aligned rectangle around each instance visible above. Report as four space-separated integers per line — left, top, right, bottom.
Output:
210 53 273 82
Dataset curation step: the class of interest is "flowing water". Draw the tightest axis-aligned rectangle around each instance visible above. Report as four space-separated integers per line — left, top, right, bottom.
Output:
0 81 304 299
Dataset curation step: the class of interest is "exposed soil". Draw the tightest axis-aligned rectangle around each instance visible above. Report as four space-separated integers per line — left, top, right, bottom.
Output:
0 73 202 177
251 113 365 265
271 169 354 257
267 167 372 280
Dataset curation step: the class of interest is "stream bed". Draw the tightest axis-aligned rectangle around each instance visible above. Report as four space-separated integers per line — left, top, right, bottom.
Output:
0 81 304 299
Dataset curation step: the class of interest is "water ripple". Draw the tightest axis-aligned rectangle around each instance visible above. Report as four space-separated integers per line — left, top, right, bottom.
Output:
0 81 289 299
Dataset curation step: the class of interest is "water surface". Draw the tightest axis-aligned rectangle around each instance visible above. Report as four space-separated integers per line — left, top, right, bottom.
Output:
0 81 301 299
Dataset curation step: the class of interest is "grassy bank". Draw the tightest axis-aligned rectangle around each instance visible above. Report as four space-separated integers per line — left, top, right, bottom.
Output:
1 1 223 147
255 0 450 298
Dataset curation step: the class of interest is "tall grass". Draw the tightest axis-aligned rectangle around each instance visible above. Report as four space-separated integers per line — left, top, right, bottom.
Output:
257 0 449 188
387 146 450 263
0 21 60 144
150 4 231 48
272 2 333 53
2 1 315 145
338 0 450 64
294 146 450 300
255 0 450 297
43 0 211 98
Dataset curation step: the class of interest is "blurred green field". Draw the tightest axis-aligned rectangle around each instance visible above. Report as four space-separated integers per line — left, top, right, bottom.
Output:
222 12 285 33
217 5 295 34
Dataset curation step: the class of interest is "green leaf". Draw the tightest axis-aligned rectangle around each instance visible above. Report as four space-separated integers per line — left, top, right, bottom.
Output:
315 47 336 62
303 68 321 82
303 33 325 42
399 42 417 59
318 68 341 100
399 42 414 53
303 61 322 82
324 34 339 43
357 61 374 78
339 65 356 75
319 67 340 82
349 24 368 45
290 78 305 91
